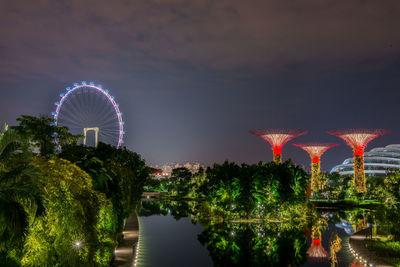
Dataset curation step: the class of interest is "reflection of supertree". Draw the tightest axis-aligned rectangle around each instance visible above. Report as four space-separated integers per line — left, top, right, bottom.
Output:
327 129 390 193
139 200 317 266
307 235 328 260
307 218 328 261
249 129 307 163
329 231 341 267
293 143 338 193
349 261 365 267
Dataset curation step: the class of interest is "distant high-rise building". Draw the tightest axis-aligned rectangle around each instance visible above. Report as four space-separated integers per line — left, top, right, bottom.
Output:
152 162 204 177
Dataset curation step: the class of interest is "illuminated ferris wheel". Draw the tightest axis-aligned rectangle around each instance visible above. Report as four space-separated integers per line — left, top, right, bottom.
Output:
52 81 124 148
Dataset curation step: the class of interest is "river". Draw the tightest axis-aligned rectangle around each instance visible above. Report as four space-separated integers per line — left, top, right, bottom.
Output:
131 201 374 267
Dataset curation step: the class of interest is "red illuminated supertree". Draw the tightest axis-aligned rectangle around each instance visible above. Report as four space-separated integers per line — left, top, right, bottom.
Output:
307 219 328 262
327 129 390 193
249 129 307 164
307 237 328 261
293 143 339 193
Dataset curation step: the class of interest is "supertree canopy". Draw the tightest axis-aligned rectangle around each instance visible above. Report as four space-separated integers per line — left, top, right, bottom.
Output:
249 129 307 163
307 237 328 260
293 143 339 192
327 129 390 193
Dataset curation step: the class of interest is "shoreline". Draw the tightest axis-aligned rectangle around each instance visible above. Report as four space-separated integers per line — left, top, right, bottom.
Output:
112 212 140 267
348 228 392 267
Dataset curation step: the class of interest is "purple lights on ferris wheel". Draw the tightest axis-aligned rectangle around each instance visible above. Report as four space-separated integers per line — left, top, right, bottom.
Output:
53 81 125 148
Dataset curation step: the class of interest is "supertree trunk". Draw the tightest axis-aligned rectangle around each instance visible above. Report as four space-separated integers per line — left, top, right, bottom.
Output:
293 143 338 194
311 160 320 192
273 153 282 164
327 129 390 194
353 150 366 193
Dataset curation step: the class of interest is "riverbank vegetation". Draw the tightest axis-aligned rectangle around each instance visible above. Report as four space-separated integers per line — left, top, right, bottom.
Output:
3 114 400 265
139 200 314 266
0 116 149 266
364 238 400 266
148 161 310 221
147 159 400 263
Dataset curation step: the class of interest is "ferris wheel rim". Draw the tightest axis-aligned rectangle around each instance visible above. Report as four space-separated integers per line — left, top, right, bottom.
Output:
52 81 124 148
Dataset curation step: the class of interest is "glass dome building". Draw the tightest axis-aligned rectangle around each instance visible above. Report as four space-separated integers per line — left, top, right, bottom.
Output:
330 144 400 177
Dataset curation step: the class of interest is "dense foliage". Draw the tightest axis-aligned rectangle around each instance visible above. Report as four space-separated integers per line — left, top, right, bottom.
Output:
0 125 42 266
312 172 352 200
11 115 80 157
198 221 308 267
22 157 114 266
158 160 309 219
139 201 313 267
375 169 400 241
0 116 149 266
59 143 149 234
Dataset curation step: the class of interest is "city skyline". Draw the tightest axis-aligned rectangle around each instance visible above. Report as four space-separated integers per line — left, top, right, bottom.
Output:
1 1 399 170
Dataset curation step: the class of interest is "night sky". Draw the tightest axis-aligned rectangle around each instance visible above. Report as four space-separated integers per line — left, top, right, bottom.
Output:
1 1 400 170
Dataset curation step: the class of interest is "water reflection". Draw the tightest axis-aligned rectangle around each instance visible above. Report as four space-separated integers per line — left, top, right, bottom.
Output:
138 201 392 266
307 218 328 262
198 221 308 266
329 231 341 267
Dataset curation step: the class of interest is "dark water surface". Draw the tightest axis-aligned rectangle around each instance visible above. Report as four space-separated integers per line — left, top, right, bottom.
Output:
136 215 213 267
135 202 372 267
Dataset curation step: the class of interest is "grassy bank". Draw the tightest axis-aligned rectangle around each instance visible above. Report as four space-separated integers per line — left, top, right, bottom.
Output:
311 199 381 209
364 239 400 266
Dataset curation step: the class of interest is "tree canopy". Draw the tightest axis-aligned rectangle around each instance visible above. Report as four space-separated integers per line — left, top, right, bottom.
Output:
11 115 81 157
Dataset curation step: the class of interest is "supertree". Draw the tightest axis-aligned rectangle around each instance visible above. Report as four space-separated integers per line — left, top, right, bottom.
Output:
307 237 328 261
327 129 390 193
293 143 339 192
307 219 328 262
249 129 307 164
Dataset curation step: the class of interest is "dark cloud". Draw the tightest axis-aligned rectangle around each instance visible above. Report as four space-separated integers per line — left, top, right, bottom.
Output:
0 0 400 169
1 0 399 78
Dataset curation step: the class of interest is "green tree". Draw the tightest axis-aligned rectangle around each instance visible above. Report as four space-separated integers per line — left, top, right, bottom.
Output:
314 173 351 200
383 170 400 205
0 125 42 265
22 157 114 266
365 175 386 200
190 160 309 219
265 160 308 203
60 143 149 234
371 170 400 242
170 167 192 197
11 115 81 157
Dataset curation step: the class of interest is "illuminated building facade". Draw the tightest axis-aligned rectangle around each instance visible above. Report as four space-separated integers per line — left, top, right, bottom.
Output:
331 144 400 177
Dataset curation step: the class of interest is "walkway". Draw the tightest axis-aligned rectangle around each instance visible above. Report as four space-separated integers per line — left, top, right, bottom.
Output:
112 212 140 267
349 228 392 267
